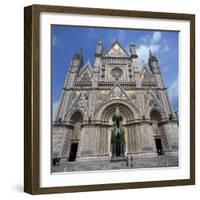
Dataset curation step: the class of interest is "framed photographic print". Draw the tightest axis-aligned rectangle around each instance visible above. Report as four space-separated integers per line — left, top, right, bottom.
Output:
24 4 195 194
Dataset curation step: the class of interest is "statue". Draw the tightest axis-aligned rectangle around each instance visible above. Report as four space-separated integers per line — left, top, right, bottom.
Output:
111 106 125 157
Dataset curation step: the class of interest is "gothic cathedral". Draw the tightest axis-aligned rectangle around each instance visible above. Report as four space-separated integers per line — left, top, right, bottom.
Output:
52 40 178 171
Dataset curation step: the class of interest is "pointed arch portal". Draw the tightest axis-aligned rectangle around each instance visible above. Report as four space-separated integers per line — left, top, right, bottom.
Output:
101 103 134 122
150 109 165 155
95 99 139 121
68 111 83 162
97 101 135 158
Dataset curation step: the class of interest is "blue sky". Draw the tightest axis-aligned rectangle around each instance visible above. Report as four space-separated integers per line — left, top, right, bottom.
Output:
52 25 178 118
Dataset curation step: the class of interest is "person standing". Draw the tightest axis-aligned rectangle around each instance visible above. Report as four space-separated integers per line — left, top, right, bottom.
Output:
131 156 133 167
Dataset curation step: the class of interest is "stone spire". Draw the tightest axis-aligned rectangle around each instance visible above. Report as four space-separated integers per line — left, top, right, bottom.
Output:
130 41 138 58
95 40 103 57
149 49 158 61
149 49 153 57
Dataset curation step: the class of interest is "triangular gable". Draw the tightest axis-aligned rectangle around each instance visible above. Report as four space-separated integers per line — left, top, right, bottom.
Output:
78 61 93 75
144 91 163 111
152 91 162 106
78 61 93 82
140 67 155 83
68 92 88 112
104 41 130 57
109 84 126 99
106 83 140 113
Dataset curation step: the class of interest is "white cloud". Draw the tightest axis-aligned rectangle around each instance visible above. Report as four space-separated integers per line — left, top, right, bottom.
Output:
140 34 150 43
137 45 149 64
151 31 162 43
161 39 170 53
52 100 59 121
168 79 178 101
52 35 62 48
168 79 178 111
137 44 160 64
161 45 170 53
137 31 171 64
149 44 160 53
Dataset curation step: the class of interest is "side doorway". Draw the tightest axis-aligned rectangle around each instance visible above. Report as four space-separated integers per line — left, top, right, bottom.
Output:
68 143 78 162
155 138 164 155
68 111 83 162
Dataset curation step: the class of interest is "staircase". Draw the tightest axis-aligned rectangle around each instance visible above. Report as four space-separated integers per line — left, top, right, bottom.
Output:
52 155 178 173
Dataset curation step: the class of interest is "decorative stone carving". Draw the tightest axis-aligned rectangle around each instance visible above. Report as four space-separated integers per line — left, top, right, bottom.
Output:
127 91 138 105
68 91 78 108
79 69 92 82
141 69 155 83
106 42 129 57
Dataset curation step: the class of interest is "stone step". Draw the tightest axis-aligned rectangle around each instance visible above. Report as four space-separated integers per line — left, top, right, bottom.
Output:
52 155 178 173
110 156 127 162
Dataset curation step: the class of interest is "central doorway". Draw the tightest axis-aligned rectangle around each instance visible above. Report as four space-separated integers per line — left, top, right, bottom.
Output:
111 106 125 158
115 133 124 157
68 143 78 161
100 101 135 159
116 141 121 157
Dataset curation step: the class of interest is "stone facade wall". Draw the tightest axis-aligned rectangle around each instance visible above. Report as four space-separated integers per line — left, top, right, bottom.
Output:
52 126 69 157
139 123 156 153
52 40 178 162
163 122 179 151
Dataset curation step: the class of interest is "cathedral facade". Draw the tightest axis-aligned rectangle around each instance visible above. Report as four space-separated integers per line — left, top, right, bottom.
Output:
52 40 178 169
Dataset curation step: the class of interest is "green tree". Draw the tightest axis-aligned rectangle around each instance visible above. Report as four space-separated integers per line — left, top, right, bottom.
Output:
112 114 123 122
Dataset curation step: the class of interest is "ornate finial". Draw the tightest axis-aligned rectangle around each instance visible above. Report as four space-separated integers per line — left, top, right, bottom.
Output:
79 48 83 55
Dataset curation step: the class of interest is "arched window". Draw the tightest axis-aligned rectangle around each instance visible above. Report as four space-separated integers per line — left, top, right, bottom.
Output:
150 109 162 121
70 111 83 123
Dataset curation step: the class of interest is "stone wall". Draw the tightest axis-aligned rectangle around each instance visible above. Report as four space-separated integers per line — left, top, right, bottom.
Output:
52 125 69 157
163 122 179 151
140 123 155 153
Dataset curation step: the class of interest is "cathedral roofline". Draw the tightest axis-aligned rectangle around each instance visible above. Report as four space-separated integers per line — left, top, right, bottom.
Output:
103 40 130 58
